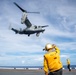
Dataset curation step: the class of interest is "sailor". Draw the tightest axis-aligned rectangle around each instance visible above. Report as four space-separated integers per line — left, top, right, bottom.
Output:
43 43 63 75
67 58 71 71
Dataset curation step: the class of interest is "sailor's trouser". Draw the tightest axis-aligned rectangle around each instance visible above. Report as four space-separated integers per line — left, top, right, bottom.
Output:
67 64 71 71
48 68 62 75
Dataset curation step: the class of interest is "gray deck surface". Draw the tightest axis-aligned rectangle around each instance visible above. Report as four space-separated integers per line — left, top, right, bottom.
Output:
0 69 76 75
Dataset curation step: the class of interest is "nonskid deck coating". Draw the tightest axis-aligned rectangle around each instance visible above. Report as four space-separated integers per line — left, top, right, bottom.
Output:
0 69 76 75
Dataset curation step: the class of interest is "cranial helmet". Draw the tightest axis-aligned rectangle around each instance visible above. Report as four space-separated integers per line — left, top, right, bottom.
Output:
43 43 53 51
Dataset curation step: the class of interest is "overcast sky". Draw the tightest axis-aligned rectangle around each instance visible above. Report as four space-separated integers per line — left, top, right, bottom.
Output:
0 0 76 66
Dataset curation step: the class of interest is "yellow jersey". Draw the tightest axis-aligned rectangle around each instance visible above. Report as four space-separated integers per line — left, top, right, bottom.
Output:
43 46 63 73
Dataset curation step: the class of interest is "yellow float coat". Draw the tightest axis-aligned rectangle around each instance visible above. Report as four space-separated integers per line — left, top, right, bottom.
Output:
43 47 63 73
67 59 70 65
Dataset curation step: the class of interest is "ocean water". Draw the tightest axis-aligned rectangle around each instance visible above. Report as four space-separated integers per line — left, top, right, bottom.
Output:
0 65 76 69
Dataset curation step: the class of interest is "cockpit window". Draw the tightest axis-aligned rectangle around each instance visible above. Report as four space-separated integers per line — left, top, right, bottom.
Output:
34 26 37 29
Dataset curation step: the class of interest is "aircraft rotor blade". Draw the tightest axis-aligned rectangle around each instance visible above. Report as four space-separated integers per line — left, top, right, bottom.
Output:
9 23 12 30
40 25 49 28
14 2 40 14
14 2 27 12
27 12 40 14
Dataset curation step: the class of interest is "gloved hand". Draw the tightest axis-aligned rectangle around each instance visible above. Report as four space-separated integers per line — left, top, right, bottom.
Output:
52 44 56 48
45 72 48 75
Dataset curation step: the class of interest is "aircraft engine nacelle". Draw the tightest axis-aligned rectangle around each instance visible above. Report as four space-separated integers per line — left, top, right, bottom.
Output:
21 12 27 24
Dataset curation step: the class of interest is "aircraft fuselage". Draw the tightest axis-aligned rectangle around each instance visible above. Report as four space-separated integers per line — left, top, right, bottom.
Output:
20 27 45 34
11 2 48 37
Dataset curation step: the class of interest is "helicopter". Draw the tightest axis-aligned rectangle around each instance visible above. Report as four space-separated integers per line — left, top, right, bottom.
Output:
10 2 48 37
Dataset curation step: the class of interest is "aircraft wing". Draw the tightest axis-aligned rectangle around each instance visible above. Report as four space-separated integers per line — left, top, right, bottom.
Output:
24 17 32 28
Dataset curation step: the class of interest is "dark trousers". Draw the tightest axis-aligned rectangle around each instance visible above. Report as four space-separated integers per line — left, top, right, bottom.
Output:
48 68 62 75
67 64 71 71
